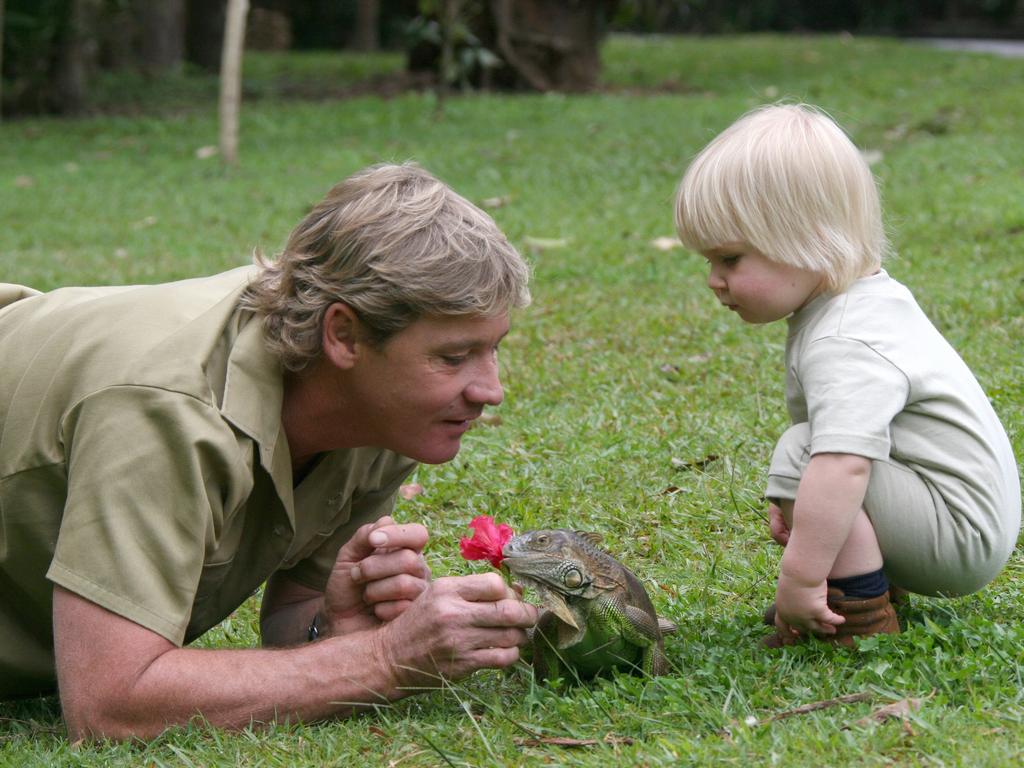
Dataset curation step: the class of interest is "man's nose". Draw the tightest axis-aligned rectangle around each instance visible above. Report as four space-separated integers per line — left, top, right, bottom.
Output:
466 358 504 406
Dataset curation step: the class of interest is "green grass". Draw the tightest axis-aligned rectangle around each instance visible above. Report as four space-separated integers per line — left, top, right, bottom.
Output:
2 33 1023 766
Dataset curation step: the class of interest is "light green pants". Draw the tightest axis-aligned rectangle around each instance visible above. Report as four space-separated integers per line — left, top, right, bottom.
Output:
766 423 1009 597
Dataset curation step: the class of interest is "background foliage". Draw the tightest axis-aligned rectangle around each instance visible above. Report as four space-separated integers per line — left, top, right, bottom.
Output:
5 0 1024 115
1 32 1023 767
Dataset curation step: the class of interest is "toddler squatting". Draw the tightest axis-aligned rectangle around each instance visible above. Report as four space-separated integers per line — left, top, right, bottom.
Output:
674 104 1020 646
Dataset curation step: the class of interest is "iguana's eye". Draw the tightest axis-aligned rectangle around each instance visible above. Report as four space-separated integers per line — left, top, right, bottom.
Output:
534 534 549 546
563 568 583 588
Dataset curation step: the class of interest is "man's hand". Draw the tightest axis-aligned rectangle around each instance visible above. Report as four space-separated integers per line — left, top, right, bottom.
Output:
323 516 431 636
54 572 535 741
373 573 538 689
767 503 790 547
774 569 844 637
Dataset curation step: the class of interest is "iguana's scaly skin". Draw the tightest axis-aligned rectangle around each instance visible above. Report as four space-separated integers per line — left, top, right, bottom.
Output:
501 529 675 683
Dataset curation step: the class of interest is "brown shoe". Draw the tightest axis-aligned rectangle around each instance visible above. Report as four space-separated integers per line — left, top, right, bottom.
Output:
762 588 900 648
888 585 910 607
763 584 909 627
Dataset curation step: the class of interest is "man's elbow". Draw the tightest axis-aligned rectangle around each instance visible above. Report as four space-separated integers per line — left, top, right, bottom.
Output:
61 687 167 743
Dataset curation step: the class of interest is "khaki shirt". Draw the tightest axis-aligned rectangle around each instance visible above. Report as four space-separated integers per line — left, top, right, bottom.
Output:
0 268 416 698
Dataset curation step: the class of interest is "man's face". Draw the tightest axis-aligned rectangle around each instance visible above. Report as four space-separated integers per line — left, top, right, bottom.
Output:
702 243 824 324
346 312 510 464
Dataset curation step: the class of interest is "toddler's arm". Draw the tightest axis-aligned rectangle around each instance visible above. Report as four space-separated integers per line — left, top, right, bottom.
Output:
774 452 873 636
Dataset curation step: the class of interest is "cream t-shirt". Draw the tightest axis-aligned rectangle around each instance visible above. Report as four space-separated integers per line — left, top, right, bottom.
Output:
784 270 1020 564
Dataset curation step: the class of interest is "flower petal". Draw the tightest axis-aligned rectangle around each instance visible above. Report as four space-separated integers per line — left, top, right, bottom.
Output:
459 515 515 568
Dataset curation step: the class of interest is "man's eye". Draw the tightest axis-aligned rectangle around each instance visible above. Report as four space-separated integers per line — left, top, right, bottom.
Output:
440 354 468 366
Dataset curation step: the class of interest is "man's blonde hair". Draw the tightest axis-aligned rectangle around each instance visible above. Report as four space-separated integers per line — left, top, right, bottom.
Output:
674 104 888 291
241 162 530 372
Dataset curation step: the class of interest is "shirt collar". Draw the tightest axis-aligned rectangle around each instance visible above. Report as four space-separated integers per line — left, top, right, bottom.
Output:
787 269 891 336
221 312 295 519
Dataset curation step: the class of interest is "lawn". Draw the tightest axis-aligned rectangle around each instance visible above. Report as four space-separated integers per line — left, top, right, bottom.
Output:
1 33 1022 766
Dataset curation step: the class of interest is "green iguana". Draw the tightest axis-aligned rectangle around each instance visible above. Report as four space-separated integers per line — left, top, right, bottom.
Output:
500 528 676 683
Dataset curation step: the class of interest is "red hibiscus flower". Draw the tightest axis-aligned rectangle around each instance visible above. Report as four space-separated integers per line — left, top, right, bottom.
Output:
459 515 514 568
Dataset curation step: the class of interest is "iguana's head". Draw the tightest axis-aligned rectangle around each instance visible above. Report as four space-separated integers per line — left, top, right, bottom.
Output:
502 529 624 625
502 529 604 596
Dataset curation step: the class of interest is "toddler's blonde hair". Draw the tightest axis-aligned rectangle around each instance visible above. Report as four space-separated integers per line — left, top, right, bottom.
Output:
674 104 888 291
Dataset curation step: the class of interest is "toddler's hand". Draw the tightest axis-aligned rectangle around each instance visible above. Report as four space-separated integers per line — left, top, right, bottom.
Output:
767 503 790 547
774 570 844 638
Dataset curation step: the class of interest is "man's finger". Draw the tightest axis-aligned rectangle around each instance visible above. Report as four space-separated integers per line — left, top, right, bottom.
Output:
338 518 429 563
351 549 430 584
373 599 415 622
367 521 429 553
470 597 537 630
443 573 515 603
363 573 430 606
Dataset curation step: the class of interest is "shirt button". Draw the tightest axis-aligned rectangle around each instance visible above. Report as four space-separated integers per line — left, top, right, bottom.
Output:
273 524 287 537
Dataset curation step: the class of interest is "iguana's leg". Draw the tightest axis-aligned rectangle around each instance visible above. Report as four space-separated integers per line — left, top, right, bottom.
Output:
531 612 565 684
620 603 662 646
644 640 670 676
606 598 670 677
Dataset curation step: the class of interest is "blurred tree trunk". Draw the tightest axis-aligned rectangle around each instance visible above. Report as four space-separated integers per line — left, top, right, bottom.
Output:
489 0 612 91
53 0 100 114
98 2 138 70
353 0 380 51
135 0 185 76
187 0 227 72
219 0 248 165
410 0 616 92
435 0 458 114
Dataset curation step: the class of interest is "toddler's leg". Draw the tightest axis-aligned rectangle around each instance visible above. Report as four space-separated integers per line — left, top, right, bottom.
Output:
764 424 899 645
767 423 1002 599
774 499 883 579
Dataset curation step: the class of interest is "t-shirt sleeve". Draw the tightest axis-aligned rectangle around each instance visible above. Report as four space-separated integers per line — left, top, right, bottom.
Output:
47 385 252 645
800 336 910 460
281 455 418 592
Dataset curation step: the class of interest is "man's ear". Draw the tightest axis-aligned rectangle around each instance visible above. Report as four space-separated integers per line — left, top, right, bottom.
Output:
322 303 362 369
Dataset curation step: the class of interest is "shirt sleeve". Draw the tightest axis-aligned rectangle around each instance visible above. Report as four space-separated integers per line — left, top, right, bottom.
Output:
281 454 418 591
47 385 252 645
799 336 911 461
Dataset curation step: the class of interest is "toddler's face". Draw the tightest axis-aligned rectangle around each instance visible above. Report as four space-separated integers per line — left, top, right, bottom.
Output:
701 243 824 324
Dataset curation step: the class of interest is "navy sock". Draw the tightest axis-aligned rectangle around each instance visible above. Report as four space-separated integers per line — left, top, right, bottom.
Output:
827 568 889 599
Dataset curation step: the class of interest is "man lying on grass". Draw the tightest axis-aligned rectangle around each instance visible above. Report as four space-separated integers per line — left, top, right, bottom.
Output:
0 163 537 740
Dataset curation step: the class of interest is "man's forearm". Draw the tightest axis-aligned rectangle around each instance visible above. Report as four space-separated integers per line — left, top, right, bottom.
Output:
54 585 403 742
779 452 872 584
89 633 399 738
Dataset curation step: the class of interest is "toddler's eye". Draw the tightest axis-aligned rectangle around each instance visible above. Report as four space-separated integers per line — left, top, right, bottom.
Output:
722 255 741 266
